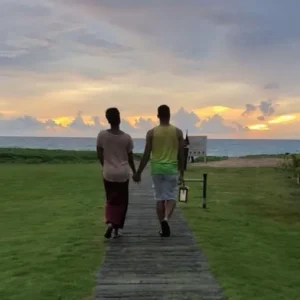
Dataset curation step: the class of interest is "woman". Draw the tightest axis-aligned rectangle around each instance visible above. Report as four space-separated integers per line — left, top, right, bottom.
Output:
96 107 136 238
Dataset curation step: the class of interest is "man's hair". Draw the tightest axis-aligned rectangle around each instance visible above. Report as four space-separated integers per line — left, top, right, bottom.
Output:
157 105 170 120
105 107 120 126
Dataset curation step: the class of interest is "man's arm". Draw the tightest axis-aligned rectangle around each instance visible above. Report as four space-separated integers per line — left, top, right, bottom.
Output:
177 129 185 179
137 129 153 175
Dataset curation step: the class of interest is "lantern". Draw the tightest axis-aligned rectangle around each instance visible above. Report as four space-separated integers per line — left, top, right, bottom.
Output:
178 184 189 203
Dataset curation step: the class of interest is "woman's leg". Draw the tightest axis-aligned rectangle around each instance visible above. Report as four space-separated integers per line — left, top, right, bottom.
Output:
103 179 115 238
119 180 129 229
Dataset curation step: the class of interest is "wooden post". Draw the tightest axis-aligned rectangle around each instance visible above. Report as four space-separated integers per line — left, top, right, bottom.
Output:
202 173 207 208
184 147 189 171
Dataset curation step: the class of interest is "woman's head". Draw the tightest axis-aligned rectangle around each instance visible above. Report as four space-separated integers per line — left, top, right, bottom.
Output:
106 107 121 126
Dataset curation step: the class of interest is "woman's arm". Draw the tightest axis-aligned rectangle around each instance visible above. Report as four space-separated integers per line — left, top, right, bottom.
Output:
128 152 136 174
96 132 104 166
127 136 136 173
97 146 104 166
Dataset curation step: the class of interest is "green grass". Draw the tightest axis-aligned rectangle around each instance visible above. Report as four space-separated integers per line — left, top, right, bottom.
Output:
0 148 142 164
1 147 292 165
0 164 105 300
2 161 300 300
181 167 300 300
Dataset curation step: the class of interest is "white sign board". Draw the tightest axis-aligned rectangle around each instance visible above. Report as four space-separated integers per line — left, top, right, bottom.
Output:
188 136 207 159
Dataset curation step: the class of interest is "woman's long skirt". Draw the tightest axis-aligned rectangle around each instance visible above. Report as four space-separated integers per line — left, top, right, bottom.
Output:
103 179 129 229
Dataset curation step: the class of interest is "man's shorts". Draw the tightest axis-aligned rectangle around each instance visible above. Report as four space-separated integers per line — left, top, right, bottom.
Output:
152 174 178 201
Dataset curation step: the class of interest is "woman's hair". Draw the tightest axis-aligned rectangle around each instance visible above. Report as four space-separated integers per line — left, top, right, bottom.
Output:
105 107 121 126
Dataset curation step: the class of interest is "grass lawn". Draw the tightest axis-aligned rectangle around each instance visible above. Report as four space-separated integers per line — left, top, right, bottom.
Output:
181 166 300 300
2 162 300 300
0 164 105 300
0 148 142 164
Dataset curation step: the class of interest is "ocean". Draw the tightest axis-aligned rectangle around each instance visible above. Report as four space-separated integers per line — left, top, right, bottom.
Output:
0 136 299 157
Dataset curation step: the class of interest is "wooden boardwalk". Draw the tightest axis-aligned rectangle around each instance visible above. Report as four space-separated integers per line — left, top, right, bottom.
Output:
94 173 227 300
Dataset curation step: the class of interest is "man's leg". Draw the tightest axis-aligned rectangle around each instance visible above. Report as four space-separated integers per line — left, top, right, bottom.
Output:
152 175 164 221
156 175 178 237
156 201 165 222
164 199 176 221
152 175 169 236
163 174 178 221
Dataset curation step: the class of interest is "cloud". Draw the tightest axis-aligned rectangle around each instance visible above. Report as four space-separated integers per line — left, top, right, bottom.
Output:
0 0 132 77
258 100 275 118
75 33 133 54
264 82 280 90
242 100 277 121
92 116 101 127
1 0 300 138
171 107 200 132
44 119 60 128
68 111 94 131
133 118 156 132
199 114 248 134
0 108 247 137
257 116 265 121
242 104 257 117
0 115 45 135
1 1 52 18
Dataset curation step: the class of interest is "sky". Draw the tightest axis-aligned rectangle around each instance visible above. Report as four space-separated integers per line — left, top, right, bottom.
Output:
0 0 300 138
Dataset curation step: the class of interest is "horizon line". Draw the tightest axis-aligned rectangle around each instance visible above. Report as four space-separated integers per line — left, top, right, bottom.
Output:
1 135 300 141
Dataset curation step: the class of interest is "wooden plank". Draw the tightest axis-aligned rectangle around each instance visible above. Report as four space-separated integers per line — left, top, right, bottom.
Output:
93 171 227 300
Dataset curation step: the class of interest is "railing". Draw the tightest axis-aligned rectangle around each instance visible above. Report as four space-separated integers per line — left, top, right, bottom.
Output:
180 173 208 208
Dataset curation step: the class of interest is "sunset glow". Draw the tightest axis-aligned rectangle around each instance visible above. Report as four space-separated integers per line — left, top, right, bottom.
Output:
1 1 300 138
248 124 269 131
195 106 230 118
126 115 156 126
268 115 296 124
51 117 73 127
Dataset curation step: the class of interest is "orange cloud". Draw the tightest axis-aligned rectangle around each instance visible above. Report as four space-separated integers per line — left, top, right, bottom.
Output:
268 114 296 124
247 114 299 132
126 115 157 126
51 116 73 127
40 115 97 127
248 124 269 131
195 106 230 117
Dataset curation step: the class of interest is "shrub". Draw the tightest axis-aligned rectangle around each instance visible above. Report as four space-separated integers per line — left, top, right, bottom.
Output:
291 154 300 184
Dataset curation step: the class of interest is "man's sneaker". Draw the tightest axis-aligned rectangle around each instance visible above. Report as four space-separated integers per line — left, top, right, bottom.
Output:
160 220 171 237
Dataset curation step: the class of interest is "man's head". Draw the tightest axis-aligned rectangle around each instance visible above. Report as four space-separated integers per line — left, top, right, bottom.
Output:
106 107 121 126
157 105 171 122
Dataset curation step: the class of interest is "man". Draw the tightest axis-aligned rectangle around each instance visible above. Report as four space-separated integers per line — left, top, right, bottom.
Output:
97 107 136 239
133 105 185 237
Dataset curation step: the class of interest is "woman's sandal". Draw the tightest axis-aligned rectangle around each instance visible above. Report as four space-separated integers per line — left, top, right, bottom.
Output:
113 229 121 238
104 224 113 239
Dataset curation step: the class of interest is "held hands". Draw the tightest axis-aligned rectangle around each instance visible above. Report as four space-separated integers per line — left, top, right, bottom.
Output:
132 171 141 183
